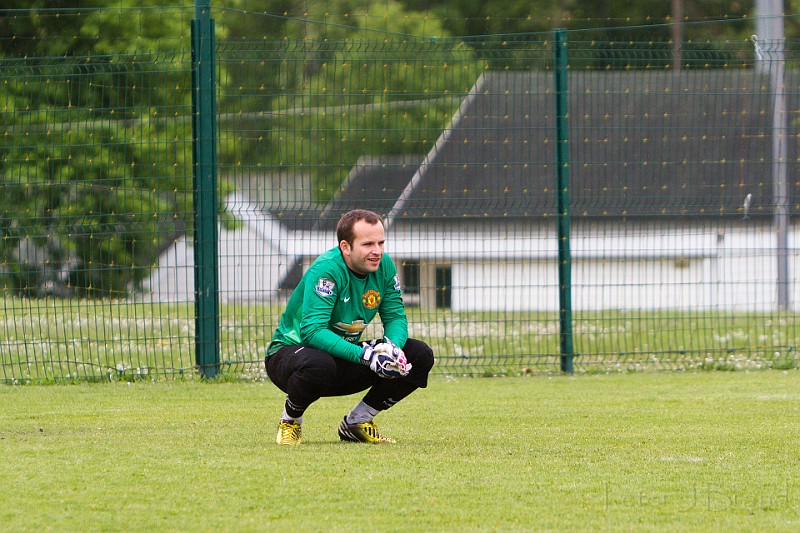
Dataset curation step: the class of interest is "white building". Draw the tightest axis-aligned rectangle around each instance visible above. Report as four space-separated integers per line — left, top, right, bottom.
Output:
144 70 800 311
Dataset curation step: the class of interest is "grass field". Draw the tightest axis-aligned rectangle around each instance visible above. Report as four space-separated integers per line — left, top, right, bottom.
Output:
2 371 799 531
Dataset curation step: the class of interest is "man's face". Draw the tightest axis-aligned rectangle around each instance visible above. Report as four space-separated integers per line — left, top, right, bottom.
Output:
340 219 385 275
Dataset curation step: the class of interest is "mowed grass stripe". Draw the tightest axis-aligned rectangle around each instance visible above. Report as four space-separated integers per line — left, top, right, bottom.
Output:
1 372 799 531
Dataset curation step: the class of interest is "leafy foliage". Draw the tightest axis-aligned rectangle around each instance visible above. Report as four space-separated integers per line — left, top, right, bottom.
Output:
0 57 190 296
263 1 483 200
0 6 208 297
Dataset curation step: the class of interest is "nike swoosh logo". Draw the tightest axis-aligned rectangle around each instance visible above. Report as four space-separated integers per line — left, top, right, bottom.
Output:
343 297 351 302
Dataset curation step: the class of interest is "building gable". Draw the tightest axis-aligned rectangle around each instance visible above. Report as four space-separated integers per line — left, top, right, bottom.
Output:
393 69 798 221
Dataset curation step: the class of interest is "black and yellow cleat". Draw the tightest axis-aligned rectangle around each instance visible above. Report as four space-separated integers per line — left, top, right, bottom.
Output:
337 416 396 444
276 419 302 445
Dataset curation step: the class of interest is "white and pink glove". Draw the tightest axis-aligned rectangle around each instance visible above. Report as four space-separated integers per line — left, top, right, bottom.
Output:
360 338 412 379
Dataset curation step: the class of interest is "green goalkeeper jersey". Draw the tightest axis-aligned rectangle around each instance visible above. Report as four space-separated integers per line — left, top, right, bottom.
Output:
266 247 408 363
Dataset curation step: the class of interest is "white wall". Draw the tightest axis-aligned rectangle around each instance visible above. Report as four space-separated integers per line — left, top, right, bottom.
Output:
386 222 798 312
448 225 799 312
142 224 292 302
142 194 299 303
143 216 798 311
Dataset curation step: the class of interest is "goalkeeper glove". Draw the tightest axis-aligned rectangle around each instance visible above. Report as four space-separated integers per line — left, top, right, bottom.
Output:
361 341 411 379
382 337 411 374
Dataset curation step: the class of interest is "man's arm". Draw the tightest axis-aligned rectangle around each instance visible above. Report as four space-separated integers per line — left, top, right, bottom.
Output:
297 272 363 363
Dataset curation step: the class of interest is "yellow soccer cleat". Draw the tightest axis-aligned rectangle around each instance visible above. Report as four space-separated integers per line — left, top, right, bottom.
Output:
276 419 302 445
338 416 396 444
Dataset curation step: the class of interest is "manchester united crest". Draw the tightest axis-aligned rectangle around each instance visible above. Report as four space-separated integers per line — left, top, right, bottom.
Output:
362 289 381 309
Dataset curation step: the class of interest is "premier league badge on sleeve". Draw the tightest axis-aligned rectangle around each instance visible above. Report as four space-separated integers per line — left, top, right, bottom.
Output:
315 277 335 297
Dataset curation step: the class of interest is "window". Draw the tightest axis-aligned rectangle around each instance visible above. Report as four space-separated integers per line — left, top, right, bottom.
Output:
435 266 451 309
401 260 420 295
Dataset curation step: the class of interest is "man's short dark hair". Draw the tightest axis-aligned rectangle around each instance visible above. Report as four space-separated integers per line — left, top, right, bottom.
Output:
337 209 384 245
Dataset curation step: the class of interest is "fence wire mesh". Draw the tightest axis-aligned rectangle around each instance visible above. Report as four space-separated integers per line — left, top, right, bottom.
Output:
0 6 798 382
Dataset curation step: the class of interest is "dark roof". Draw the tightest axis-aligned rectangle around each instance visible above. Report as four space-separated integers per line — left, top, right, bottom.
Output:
271 155 422 291
267 69 799 227
269 207 325 232
393 69 799 220
316 155 422 230
269 155 422 230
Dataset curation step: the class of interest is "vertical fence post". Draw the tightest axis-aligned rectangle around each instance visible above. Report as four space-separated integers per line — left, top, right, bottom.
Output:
554 29 574 374
191 0 220 378
755 1 790 310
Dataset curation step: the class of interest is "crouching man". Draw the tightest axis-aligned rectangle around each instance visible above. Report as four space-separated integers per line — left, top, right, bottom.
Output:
265 209 434 445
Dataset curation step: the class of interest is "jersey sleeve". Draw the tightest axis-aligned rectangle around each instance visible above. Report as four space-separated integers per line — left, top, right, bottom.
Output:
297 266 363 363
377 256 409 348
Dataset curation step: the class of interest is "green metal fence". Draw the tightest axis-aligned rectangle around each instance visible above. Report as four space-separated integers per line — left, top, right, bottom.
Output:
1 6 798 382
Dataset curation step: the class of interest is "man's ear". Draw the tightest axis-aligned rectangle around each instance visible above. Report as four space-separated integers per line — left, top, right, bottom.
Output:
339 240 350 255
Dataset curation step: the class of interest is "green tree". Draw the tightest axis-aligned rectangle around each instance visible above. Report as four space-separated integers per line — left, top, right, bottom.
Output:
0 3 218 297
265 0 483 200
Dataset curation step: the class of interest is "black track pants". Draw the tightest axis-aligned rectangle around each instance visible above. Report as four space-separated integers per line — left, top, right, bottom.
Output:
265 338 434 416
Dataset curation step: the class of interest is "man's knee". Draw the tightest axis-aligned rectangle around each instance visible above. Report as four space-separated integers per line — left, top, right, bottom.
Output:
403 338 435 377
270 346 339 391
